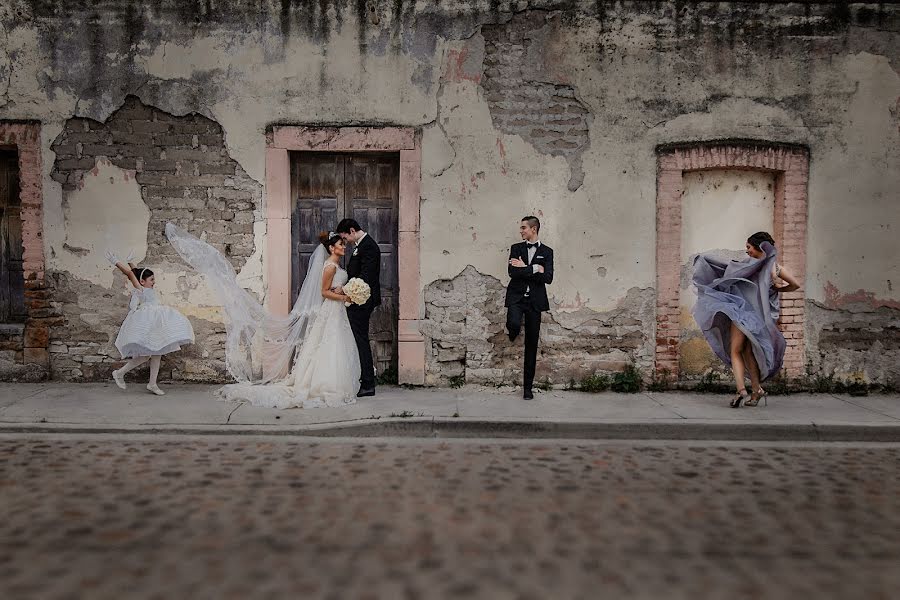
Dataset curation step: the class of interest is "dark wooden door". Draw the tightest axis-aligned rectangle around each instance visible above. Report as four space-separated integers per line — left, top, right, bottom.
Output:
291 153 399 377
0 150 25 323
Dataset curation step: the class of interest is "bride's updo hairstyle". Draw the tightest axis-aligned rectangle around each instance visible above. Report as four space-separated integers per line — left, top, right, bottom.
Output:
319 231 343 254
747 231 776 251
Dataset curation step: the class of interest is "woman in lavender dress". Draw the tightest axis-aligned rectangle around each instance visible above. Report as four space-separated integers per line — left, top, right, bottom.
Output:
692 232 800 408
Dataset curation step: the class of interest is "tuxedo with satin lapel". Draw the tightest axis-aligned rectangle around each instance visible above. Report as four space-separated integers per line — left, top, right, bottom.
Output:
504 241 554 312
346 234 381 309
505 241 554 395
346 233 381 391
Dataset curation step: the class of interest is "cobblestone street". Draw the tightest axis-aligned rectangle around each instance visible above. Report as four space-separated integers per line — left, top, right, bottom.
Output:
1 435 899 599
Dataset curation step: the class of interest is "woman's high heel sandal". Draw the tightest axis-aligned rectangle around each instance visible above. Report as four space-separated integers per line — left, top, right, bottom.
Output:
730 390 749 408
746 388 768 407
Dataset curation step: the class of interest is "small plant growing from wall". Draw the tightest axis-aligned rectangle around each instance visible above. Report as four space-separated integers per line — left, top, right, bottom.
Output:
448 375 465 389
611 364 642 393
578 373 610 393
693 370 731 393
834 374 869 397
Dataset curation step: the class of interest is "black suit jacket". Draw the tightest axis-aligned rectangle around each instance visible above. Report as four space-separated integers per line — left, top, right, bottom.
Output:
504 241 554 312
346 233 381 309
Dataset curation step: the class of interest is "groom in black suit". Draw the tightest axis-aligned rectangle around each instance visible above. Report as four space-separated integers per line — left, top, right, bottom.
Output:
337 218 381 397
506 216 554 400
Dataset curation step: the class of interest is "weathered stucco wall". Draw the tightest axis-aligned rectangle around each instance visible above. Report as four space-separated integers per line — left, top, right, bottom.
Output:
0 1 897 384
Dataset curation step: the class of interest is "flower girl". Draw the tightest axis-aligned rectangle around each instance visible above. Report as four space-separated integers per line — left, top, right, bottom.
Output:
106 250 194 395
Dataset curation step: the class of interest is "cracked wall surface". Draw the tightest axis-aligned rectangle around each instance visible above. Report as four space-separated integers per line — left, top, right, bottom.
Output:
420 266 653 386
0 1 898 382
42 97 261 381
481 11 591 191
806 302 900 384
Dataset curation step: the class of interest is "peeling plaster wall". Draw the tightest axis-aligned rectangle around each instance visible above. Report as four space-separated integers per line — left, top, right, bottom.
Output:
0 1 898 383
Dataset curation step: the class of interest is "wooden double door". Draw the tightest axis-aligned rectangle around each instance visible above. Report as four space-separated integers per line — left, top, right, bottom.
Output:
291 153 399 377
0 150 25 323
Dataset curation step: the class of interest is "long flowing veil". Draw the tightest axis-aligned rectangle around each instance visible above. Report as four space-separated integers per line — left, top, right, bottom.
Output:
164 223 326 386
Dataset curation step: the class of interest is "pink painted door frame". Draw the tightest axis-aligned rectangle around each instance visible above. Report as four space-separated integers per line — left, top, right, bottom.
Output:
0 122 48 369
655 142 809 379
265 126 425 385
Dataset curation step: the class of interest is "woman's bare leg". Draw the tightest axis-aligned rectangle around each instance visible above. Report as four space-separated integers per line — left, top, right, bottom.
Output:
729 322 748 394
742 343 762 393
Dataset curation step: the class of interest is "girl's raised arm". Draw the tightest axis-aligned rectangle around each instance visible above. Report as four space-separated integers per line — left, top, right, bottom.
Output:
105 250 142 289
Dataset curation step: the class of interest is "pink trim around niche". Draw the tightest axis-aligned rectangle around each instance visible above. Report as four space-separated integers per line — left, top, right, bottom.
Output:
655 142 809 379
265 126 425 385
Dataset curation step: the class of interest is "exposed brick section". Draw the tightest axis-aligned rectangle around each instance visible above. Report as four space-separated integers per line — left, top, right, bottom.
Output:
419 267 654 386
655 142 809 378
481 12 591 192
50 96 260 268
44 97 260 382
0 122 53 381
44 271 226 383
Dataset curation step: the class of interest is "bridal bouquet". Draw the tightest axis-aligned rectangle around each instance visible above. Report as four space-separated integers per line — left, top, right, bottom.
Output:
343 278 371 306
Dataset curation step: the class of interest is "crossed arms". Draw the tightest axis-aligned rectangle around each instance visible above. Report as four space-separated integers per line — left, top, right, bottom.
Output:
508 247 554 285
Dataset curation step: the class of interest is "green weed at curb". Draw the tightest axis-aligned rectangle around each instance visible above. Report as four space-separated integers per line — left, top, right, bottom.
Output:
611 365 643 393
578 374 610 393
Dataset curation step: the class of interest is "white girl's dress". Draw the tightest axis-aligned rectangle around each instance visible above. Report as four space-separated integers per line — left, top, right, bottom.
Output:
115 287 195 358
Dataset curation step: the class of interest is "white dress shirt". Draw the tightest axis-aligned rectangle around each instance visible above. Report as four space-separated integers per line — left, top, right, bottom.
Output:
525 240 541 295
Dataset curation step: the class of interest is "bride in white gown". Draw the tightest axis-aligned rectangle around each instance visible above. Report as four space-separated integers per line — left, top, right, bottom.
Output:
165 224 360 408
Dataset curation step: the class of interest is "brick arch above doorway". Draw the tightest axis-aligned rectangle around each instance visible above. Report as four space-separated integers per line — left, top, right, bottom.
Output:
264 126 424 385
655 141 809 378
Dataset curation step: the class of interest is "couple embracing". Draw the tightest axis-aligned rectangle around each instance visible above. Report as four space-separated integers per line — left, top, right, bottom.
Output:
275 219 382 408
166 219 380 409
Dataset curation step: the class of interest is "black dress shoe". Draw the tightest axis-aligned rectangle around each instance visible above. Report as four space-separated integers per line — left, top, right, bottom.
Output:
523 389 534 400
357 388 376 397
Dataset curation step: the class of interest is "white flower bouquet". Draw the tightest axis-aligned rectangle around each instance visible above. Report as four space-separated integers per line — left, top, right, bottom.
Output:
343 277 371 306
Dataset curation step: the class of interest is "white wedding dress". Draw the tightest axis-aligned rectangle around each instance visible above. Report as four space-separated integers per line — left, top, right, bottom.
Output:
247 264 360 409
164 224 359 409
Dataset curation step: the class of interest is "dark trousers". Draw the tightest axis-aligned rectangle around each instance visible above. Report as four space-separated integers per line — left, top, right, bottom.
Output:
506 297 541 391
348 305 375 389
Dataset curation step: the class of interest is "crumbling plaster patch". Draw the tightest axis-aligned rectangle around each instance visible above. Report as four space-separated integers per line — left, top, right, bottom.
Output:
47 96 265 329
57 159 148 288
480 11 593 192
420 266 655 384
806 301 900 383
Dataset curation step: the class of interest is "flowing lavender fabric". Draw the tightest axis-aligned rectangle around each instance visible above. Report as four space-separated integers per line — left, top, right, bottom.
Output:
691 242 785 380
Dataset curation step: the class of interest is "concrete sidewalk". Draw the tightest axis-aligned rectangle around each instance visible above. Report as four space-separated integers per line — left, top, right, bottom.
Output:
1 382 900 441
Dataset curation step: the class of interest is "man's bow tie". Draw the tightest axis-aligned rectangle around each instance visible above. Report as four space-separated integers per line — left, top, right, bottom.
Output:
526 243 538 249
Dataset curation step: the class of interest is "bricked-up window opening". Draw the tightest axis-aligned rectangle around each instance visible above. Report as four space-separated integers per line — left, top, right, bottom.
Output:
655 142 809 378
0 149 26 323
